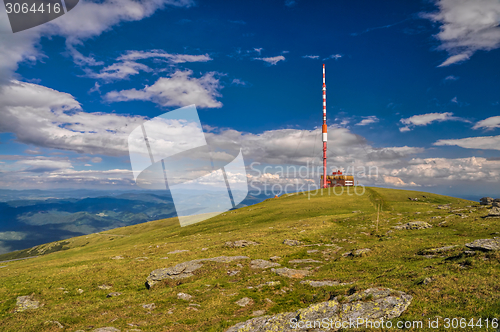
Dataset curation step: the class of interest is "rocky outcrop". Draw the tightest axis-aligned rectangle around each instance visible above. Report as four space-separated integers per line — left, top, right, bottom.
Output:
283 239 302 246
487 207 500 217
235 297 254 307
271 267 310 278
393 221 432 230
15 295 41 312
146 256 249 288
300 280 353 287
480 197 493 205
225 240 260 248
93 327 120 332
225 287 412 332
288 259 322 264
465 238 500 251
250 259 280 269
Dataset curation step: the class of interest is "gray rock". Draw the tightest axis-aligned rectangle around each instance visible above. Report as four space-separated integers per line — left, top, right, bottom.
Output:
93 328 120 332
15 295 41 312
227 270 240 276
257 281 281 288
235 297 254 307
225 240 260 248
437 204 451 209
250 259 281 269
44 320 63 329
142 303 156 310
393 221 432 230
167 250 189 254
269 256 281 262
98 285 112 290
465 238 500 251
492 202 500 208
271 267 310 278
480 197 494 205
487 207 500 217
225 287 412 332
111 256 124 260
146 256 249 288
252 310 266 317
300 280 353 287
352 248 371 257
106 292 122 298
77 288 84 294
283 239 302 246
420 277 433 285
288 259 323 264
177 292 193 301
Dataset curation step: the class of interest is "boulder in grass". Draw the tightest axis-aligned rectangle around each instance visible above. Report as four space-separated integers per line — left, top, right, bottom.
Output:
480 197 493 205
225 287 412 332
465 238 500 251
271 267 310 279
15 295 41 312
487 207 500 217
392 221 432 230
283 239 302 246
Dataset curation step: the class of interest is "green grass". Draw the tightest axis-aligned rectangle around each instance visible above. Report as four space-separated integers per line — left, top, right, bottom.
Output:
0 187 499 331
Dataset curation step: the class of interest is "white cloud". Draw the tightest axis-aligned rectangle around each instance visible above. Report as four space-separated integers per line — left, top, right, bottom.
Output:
0 81 145 156
400 112 467 131
253 48 263 55
87 61 153 81
387 156 500 183
105 70 223 108
383 175 419 187
0 0 195 83
254 56 285 65
231 79 247 86
355 116 379 126
444 75 459 81
423 0 500 66
302 55 319 59
323 54 342 61
117 50 212 63
434 135 500 151
473 116 500 130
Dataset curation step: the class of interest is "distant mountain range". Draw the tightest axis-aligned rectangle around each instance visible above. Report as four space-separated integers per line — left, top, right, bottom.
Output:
0 189 270 254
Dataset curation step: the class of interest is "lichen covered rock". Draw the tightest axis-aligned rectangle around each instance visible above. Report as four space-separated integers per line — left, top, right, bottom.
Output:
226 287 412 332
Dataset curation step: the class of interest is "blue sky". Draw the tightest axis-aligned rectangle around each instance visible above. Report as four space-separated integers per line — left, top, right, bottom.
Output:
0 0 499 198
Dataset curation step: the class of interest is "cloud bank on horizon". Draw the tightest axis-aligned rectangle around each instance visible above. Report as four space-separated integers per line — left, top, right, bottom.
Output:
0 0 499 197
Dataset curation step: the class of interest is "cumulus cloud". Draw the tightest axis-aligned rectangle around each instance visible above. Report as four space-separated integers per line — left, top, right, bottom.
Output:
105 70 223 108
355 116 379 126
383 175 419 187
0 81 144 156
302 55 319 59
87 61 153 81
434 135 500 151
254 56 285 65
473 116 500 130
444 75 459 81
399 112 467 131
323 54 342 61
117 50 212 63
0 0 195 83
423 0 500 66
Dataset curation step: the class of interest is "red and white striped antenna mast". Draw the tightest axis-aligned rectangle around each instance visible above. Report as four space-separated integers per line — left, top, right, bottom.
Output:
322 64 327 188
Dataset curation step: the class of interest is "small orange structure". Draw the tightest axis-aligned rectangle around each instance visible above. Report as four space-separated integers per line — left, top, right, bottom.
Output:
320 170 354 187
274 195 279 198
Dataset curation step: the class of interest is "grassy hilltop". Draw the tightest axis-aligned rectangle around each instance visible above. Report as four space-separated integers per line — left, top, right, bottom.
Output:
0 187 499 331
